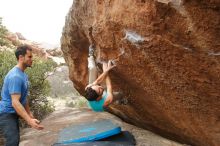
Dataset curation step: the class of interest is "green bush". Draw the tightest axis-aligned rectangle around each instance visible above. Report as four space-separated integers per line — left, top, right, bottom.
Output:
26 56 57 120
0 51 17 85
0 51 56 121
0 17 10 47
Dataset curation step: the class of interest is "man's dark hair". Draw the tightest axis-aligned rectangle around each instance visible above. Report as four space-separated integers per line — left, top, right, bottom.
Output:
15 45 32 60
85 87 99 101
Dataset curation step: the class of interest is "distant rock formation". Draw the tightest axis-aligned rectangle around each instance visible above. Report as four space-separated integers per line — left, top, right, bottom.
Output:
15 32 26 40
61 0 220 146
3 31 48 58
46 48 63 57
2 31 64 60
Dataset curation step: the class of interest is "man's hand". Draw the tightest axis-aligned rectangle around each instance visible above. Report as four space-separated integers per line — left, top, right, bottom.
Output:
28 118 44 130
11 94 44 130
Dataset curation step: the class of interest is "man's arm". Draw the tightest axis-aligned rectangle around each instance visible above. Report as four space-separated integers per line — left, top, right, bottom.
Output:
104 75 113 107
11 94 44 130
24 99 34 118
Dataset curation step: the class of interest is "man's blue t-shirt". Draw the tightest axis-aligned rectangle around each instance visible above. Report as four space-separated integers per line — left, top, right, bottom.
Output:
0 66 28 113
88 91 107 112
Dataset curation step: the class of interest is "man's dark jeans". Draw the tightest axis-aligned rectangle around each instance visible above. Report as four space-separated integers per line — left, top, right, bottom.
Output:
0 113 19 146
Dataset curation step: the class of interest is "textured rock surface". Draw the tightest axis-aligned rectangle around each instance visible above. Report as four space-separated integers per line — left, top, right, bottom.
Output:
61 0 220 146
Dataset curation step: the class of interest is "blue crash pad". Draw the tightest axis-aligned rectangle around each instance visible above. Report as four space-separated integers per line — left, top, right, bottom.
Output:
57 119 121 144
53 131 136 146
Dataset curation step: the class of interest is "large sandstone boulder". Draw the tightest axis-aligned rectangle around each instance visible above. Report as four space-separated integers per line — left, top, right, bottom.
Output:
61 0 220 146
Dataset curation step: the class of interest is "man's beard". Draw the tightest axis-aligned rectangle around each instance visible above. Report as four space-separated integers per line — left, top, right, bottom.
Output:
23 62 32 68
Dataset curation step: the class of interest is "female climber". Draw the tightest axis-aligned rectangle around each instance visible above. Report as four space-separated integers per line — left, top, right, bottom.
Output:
84 44 118 112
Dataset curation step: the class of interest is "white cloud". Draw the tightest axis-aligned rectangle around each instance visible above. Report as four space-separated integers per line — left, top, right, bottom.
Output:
0 0 73 45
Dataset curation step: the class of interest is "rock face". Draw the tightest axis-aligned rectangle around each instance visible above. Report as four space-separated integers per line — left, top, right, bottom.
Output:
61 0 220 146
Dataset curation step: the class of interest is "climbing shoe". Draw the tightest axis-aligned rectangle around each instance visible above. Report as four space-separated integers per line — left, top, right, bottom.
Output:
88 44 95 57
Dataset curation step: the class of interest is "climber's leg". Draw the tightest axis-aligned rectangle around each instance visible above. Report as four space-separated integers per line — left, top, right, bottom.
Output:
88 45 98 84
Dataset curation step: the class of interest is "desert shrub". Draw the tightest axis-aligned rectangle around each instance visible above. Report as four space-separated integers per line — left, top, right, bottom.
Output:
26 56 57 120
65 97 88 108
0 51 17 85
0 17 10 47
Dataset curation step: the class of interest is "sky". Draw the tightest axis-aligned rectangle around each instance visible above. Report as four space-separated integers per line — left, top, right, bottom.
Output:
0 0 73 46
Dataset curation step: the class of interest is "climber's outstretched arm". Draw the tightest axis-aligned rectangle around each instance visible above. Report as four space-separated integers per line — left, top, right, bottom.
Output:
86 61 116 89
104 75 113 107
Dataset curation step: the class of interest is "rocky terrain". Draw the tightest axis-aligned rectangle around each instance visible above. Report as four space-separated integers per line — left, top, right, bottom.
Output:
20 107 186 146
61 0 220 146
